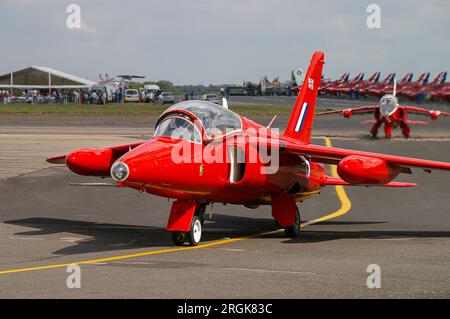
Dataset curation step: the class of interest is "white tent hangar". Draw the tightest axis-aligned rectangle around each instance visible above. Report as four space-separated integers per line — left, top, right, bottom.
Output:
0 66 97 90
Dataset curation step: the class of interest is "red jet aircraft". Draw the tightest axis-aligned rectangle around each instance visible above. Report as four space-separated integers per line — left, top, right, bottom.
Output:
397 72 430 100
47 51 450 246
364 72 396 98
324 73 364 96
319 72 349 95
318 79 450 138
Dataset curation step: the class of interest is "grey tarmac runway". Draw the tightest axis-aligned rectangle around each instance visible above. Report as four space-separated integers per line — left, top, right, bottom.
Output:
0 99 450 298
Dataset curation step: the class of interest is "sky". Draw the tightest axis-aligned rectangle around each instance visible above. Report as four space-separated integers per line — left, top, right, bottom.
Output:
0 0 449 85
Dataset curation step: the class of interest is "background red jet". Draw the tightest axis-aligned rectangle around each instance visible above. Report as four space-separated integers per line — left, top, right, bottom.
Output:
319 72 349 95
47 51 450 246
364 72 396 98
396 72 430 100
318 79 450 138
323 73 364 96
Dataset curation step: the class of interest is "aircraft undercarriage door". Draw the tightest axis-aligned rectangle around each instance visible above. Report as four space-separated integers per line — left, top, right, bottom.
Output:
227 145 246 183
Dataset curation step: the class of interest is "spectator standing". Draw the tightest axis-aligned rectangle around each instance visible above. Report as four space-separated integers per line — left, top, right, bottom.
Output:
349 87 354 99
149 91 154 103
117 88 123 103
74 90 80 104
5 91 11 104
91 91 98 104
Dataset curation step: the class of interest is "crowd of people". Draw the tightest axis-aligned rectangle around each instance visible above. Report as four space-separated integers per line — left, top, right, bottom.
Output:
0 88 108 105
0 90 12 104
0 86 200 105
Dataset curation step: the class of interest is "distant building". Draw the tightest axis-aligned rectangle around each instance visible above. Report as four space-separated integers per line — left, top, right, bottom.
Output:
0 66 97 92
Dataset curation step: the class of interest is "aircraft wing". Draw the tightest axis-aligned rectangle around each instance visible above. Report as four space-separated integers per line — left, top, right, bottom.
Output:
404 106 450 118
317 106 378 116
277 137 450 172
46 140 146 164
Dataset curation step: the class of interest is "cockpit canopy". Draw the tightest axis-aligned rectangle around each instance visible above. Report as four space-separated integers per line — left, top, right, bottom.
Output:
155 101 242 141
380 94 399 117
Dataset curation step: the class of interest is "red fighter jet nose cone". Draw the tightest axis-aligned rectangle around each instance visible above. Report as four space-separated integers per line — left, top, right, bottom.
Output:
110 161 130 182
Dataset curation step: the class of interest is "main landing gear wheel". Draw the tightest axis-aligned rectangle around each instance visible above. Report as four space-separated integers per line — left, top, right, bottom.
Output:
284 207 301 238
187 216 202 246
172 231 187 246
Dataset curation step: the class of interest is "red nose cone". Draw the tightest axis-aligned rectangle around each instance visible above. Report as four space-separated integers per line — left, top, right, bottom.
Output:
117 138 173 186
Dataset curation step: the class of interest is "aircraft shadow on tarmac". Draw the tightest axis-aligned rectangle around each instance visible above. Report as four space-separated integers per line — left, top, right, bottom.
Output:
5 215 450 256
280 229 450 244
4 214 277 256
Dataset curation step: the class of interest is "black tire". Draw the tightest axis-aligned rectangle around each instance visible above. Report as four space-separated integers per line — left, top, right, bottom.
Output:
284 207 301 238
187 216 202 246
171 231 186 246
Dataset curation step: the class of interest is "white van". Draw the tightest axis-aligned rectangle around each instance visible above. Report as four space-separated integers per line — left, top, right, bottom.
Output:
124 89 139 103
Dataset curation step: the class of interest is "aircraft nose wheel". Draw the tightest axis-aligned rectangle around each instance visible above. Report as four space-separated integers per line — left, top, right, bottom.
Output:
284 207 301 238
171 216 203 246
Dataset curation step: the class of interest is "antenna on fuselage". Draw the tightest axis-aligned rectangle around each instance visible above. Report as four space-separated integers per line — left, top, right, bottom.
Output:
266 115 277 129
222 97 229 109
393 78 397 97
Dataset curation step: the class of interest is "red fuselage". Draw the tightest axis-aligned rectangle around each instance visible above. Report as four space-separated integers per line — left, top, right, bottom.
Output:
117 116 326 205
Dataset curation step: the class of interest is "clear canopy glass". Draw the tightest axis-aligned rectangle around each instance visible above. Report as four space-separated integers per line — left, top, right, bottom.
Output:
163 101 242 138
380 95 398 116
154 116 202 143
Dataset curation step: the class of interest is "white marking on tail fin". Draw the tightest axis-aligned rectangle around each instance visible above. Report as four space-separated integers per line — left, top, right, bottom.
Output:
295 102 309 132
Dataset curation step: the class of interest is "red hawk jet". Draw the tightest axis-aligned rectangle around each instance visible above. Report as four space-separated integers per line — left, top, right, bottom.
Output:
317 79 450 138
47 51 450 246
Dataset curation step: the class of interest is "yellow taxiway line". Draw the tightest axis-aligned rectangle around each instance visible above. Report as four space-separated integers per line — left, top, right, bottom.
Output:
0 138 351 276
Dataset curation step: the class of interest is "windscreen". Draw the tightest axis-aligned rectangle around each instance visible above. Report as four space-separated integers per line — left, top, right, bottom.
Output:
154 116 201 143
164 101 242 138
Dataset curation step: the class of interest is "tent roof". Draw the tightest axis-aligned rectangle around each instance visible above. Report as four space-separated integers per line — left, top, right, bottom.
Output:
0 66 97 89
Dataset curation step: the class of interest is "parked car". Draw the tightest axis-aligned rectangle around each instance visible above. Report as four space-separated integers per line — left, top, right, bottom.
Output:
124 89 139 103
158 92 175 104
201 94 220 104
91 84 114 103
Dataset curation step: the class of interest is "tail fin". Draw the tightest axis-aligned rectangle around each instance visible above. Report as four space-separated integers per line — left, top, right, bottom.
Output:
399 72 413 86
283 51 324 144
368 72 380 84
431 72 446 85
